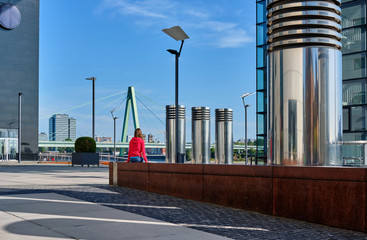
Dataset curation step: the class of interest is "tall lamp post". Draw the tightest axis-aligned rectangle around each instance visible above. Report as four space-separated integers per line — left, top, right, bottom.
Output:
162 26 189 163
241 92 255 165
18 92 23 163
110 108 119 162
86 77 96 140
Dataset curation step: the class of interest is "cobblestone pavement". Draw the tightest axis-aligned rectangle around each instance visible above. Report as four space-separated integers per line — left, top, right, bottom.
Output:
0 183 366 240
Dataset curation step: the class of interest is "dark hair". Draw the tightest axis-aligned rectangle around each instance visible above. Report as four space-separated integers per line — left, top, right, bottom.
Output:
134 128 143 139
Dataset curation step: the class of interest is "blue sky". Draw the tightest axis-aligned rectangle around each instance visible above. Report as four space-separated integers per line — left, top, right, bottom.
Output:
39 0 257 142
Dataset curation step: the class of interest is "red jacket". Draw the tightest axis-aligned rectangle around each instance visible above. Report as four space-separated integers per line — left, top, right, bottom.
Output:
127 137 148 162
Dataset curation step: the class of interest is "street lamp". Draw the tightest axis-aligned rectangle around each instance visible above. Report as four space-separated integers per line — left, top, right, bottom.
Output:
110 107 119 162
86 77 96 140
162 26 189 163
241 92 255 165
18 92 23 163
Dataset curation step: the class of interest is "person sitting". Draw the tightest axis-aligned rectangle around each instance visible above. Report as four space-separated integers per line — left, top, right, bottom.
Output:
127 128 148 163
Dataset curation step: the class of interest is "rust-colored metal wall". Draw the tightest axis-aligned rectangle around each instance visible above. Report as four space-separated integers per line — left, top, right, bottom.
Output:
111 163 367 232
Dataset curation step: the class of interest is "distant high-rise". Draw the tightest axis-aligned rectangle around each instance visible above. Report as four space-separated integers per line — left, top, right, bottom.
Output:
38 132 47 141
148 134 153 143
49 114 76 141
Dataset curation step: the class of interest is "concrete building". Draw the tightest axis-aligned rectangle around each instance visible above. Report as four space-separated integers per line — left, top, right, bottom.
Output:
49 114 76 141
95 136 112 142
256 0 367 164
0 0 39 160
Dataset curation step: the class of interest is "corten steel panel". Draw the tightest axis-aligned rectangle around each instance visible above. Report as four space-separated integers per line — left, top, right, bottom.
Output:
204 164 272 177
273 178 366 231
203 175 273 214
118 171 149 191
118 162 149 172
149 172 203 201
149 163 203 174
273 166 366 181
109 162 113 185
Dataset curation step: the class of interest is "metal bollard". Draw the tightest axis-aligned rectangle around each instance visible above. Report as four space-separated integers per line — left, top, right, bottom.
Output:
166 105 186 163
215 108 233 164
192 107 210 164
267 0 343 165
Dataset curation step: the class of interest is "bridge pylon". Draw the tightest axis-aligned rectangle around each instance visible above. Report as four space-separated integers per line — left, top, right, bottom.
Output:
120 86 140 156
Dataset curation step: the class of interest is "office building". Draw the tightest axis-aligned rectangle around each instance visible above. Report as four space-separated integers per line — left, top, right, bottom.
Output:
38 132 47 141
341 0 367 141
49 114 76 141
0 0 39 160
256 0 366 163
148 134 153 143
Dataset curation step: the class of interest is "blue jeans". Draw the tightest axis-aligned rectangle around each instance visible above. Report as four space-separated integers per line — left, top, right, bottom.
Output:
130 156 143 162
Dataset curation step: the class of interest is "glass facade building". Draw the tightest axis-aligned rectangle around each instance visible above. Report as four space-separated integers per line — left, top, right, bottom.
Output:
256 0 267 163
341 0 367 141
256 0 367 162
49 114 76 141
0 0 39 160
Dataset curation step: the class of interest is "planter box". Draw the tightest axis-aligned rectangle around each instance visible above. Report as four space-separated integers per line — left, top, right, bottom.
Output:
72 153 99 167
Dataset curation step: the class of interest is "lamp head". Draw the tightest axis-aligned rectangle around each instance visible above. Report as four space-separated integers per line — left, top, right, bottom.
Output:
86 77 96 81
167 49 178 55
162 26 189 41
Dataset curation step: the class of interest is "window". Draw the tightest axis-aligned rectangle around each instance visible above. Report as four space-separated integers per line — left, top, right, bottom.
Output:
256 23 267 46
256 1 266 24
342 26 366 54
342 52 366 80
343 108 349 131
342 0 366 28
257 69 266 90
257 46 267 68
257 113 265 135
343 80 367 105
351 106 367 130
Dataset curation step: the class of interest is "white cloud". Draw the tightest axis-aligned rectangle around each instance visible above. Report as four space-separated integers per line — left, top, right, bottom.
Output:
99 0 254 48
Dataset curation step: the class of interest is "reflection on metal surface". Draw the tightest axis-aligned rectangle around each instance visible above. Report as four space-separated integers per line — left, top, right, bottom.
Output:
215 109 233 164
166 105 186 163
192 107 210 164
267 0 343 165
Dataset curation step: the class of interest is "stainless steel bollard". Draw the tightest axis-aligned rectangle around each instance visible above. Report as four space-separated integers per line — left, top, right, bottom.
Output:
267 0 343 165
192 107 210 164
215 109 233 164
166 105 186 163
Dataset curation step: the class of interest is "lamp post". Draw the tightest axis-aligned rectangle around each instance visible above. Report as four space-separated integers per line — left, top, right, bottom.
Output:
162 26 189 163
241 92 255 165
86 77 96 140
18 92 23 163
110 108 119 162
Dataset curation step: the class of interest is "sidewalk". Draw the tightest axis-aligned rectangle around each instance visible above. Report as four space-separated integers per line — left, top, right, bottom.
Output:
0 163 366 239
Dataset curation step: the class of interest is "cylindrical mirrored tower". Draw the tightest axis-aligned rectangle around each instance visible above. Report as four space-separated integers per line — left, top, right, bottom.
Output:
267 0 343 165
215 108 233 164
166 105 186 163
192 107 211 164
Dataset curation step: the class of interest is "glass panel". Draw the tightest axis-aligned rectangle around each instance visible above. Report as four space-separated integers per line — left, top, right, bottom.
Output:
343 132 367 141
257 113 265 135
256 136 265 156
343 108 349 131
256 23 267 46
342 52 366 80
342 0 366 28
257 69 266 90
257 46 267 68
256 1 266 24
342 26 366 54
343 80 367 105
257 91 265 112
351 106 367 130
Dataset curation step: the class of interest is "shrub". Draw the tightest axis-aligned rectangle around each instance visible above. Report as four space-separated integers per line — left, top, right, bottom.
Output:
74 137 96 153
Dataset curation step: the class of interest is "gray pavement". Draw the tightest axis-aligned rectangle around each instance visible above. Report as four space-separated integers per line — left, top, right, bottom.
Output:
0 162 366 239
